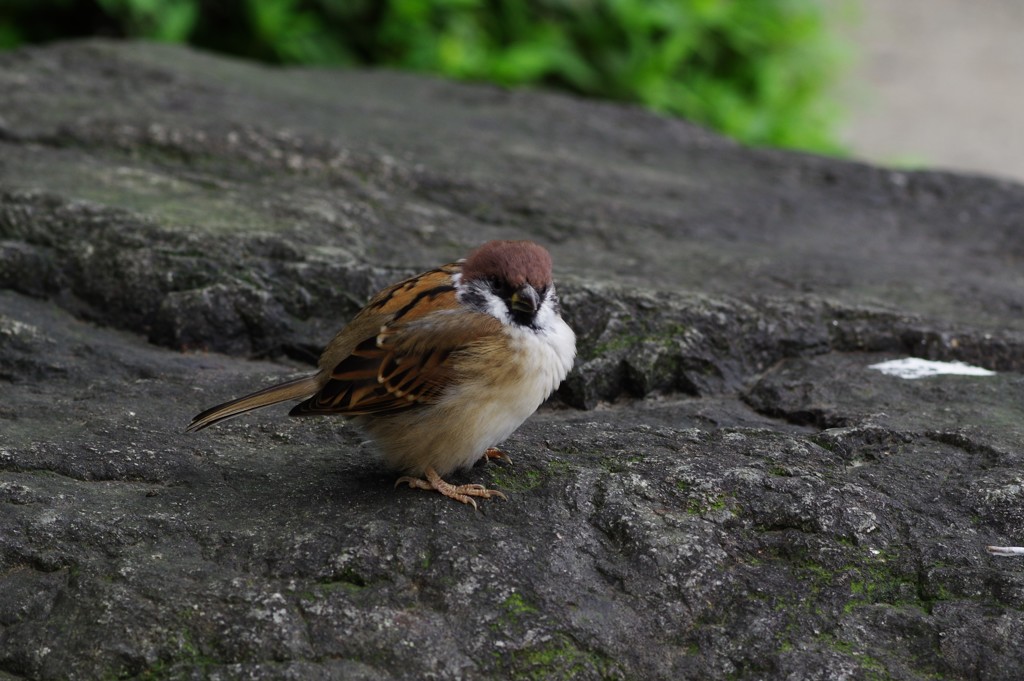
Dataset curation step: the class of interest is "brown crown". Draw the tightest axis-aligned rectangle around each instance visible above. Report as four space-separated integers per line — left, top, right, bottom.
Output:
461 240 554 289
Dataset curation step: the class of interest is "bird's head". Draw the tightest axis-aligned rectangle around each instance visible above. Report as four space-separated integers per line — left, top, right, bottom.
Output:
458 240 558 328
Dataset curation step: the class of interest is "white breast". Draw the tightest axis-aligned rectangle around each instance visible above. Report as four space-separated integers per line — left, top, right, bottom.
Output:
444 314 575 470
364 286 576 477
507 311 577 401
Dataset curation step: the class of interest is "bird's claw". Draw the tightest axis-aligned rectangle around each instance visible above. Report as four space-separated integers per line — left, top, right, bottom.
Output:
395 467 507 509
482 447 513 465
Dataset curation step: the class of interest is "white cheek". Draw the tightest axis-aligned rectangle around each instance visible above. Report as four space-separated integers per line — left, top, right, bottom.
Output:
486 296 511 324
455 281 511 324
472 288 510 324
507 303 577 390
533 300 558 331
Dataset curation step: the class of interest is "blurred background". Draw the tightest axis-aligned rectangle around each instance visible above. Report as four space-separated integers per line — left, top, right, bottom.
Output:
1 0 1020 183
835 0 1024 184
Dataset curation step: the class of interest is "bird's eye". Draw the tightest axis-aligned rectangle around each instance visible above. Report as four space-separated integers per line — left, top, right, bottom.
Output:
487 278 515 297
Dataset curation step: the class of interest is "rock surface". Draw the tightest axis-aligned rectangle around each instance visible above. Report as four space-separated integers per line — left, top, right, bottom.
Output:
1 40 1023 680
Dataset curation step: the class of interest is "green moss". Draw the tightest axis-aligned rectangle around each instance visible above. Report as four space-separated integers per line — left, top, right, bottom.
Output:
489 459 576 493
489 467 544 493
815 633 891 680
599 453 644 473
840 559 920 614
802 562 832 582
495 633 624 681
808 434 840 453
685 491 736 516
590 323 688 359
503 592 538 617
490 591 540 634
545 459 576 476
310 566 368 594
127 628 220 680
130 661 170 681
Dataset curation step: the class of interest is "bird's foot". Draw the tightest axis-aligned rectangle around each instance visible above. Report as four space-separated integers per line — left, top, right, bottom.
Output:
395 466 507 510
481 447 512 465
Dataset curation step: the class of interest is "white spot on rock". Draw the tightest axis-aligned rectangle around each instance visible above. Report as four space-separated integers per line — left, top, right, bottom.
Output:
868 358 995 379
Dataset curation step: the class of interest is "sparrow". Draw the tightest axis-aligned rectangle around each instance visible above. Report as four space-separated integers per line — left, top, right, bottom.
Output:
187 240 576 508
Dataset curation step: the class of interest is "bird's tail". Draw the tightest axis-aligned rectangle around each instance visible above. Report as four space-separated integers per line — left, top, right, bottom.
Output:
186 374 322 432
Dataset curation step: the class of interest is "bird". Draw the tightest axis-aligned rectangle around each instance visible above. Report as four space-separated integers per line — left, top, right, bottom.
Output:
187 240 576 508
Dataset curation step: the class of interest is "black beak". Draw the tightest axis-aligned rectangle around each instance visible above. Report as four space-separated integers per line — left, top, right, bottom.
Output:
509 285 540 315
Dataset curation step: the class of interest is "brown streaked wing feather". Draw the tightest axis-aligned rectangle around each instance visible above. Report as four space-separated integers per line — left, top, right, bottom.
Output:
292 270 502 417
362 263 461 318
315 263 462 375
292 312 501 416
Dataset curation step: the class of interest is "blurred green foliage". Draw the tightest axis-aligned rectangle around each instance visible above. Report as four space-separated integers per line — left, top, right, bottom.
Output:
0 0 850 153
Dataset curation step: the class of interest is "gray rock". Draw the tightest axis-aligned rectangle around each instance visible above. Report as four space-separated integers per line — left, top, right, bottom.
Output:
1 39 1023 680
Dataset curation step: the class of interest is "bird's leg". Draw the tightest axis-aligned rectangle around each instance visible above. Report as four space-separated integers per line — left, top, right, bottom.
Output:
395 467 507 510
481 447 512 465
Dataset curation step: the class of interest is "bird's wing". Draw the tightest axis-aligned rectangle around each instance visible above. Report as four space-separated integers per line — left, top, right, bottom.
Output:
291 267 502 416
314 262 460 372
